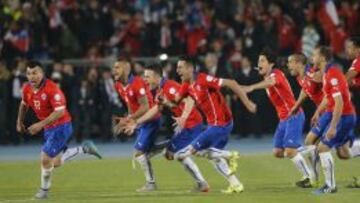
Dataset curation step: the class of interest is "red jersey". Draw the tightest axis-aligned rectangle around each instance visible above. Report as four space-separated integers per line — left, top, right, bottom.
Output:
22 79 71 130
180 73 232 126
157 79 202 129
115 75 158 118
296 65 324 106
323 65 354 115
266 69 298 120
349 56 360 88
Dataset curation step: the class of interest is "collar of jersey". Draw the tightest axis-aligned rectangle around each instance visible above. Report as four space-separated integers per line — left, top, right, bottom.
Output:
31 78 47 92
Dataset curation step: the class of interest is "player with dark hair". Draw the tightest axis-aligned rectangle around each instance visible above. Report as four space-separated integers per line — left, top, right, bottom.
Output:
17 61 102 199
243 50 316 188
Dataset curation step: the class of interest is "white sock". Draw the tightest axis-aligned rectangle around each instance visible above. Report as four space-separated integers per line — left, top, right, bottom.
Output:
181 157 206 183
135 154 155 183
319 152 336 189
298 145 316 157
61 146 84 164
41 167 53 190
212 158 241 187
350 140 360 157
310 149 320 181
208 148 232 159
291 153 314 180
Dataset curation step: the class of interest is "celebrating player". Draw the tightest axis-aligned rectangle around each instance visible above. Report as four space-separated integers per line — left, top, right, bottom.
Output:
112 58 161 192
310 46 360 194
173 56 257 194
124 64 209 192
287 53 324 186
16 61 102 199
243 50 316 188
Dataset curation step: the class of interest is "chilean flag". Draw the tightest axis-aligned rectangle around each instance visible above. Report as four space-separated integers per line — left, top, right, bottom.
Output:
4 30 30 53
318 0 340 40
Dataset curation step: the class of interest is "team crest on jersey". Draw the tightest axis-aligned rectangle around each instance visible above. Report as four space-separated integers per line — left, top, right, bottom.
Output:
139 88 146 95
169 87 176 95
54 94 61 101
330 78 338 86
41 93 47 100
206 75 214 82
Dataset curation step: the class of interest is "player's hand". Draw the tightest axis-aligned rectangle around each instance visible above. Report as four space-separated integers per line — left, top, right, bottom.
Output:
311 112 319 127
112 116 129 136
172 116 186 132
27 122 44 135
16 121 26 134
124 119 137 136
242 86 254 93
325 126 336 141
246 101 257 114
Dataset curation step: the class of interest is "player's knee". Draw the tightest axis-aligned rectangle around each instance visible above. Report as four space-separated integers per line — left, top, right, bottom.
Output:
284 148 297 158
165 151 174 161
134 150 145 157
41 157 53 168
273 149 284 158
336 150 350 160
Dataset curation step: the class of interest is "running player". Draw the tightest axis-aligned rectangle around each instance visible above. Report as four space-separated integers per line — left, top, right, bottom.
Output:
345 36 360 188
243 50 316 187
287 53 324 186
112 58 160 192
124 64 209 192
310 46 360 194
17 61 101 199
174 56 257 194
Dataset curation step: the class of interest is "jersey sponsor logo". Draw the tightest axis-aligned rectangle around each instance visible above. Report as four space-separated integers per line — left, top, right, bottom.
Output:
330 78 338 86
139 88 146 95
54 94 61 101
169 87 176 95
41 93 47 100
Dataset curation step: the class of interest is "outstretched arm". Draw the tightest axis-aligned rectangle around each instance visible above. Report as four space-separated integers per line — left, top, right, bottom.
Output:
221 79 257 113
129 96 150 120
243 77 276 93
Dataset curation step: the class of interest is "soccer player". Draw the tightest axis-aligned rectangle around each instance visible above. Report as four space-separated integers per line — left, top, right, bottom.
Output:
124 64 209 192
112 58 160 192
345 36 360 188
243 50 316 187
310 46 360 194
16 61 102 199
345 36 360 88
287 53 324 186
174 56 257 194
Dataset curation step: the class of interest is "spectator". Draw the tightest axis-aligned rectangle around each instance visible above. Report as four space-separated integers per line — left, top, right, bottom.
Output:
302 23 320 58
0 61 11 144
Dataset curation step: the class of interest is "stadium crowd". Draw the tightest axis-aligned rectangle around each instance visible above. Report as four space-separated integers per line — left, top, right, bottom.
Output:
0 0 359 144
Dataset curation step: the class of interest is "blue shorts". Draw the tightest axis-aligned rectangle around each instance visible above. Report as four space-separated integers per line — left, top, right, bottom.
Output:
42 122 73 158
134 119 161 152
311 112 356 148
273 112 305 149
191 121 233 151
168 124 203 153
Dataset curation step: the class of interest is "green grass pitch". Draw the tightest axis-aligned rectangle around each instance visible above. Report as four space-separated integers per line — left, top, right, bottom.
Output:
0 154 359 203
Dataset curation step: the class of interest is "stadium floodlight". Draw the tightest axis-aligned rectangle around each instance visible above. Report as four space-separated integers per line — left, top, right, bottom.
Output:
159 53 168 61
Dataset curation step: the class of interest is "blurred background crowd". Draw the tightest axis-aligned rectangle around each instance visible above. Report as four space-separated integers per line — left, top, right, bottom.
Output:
0 0 359 145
